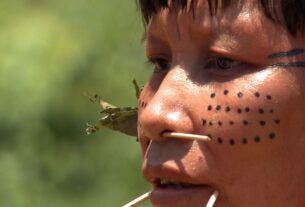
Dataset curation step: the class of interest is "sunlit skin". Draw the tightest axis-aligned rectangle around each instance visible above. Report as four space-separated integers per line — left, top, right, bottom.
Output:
137 0 305 206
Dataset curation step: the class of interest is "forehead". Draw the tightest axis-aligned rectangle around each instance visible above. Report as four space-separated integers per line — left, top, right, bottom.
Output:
144 0 285 57
145 0 260 43
143 0 296 69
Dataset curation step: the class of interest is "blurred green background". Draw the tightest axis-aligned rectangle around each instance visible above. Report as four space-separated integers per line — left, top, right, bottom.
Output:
0 0 151 206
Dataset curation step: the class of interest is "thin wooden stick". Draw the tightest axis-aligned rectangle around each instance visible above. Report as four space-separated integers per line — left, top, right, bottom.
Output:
122 191 151 207
162 132 211 141
206 190 219 207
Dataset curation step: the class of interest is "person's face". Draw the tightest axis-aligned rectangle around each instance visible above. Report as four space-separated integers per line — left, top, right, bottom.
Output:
138 0 305 206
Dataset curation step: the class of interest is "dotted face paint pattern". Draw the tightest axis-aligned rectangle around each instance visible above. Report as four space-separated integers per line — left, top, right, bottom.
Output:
139 100 148 108
202 91 281 146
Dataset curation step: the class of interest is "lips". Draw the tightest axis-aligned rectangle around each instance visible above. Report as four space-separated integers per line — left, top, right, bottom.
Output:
150 179 214 207
144 163 217 207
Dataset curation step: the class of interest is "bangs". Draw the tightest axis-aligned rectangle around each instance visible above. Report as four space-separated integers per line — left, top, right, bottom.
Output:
138 0 305 36
138 0 231 24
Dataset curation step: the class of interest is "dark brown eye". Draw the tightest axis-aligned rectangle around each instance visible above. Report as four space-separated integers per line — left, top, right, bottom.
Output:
150 58 170 73
216 57 238 70
206 56 242 70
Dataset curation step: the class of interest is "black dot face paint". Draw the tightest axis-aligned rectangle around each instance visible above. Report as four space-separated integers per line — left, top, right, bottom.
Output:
242 138 248 144
237 92 243 98
216 105 221 111
269 133 276 140
254 136 261 143
229 139 235 145
243 120 249 125
202 119 207 126
217 137 223 144
139 100 148 108
202 90 281 146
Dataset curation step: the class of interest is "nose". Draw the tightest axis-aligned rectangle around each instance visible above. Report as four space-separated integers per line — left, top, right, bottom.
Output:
138 67 196 141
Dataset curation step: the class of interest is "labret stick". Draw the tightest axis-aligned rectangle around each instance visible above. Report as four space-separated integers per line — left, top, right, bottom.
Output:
122 191 151 207
121 190 219 207
206 190 219 207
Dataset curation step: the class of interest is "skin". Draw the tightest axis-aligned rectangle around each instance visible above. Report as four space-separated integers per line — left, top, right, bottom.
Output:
137 0 305 206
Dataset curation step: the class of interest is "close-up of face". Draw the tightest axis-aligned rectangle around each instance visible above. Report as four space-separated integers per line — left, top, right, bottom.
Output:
137 0 305 206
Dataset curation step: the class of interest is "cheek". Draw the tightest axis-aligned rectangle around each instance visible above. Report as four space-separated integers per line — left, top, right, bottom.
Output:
197 79 305 202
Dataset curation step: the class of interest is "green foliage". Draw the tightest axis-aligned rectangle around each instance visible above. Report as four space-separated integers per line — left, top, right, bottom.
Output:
0 0 151 206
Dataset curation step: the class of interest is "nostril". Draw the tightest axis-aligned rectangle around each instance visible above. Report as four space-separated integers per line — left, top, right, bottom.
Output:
159 129 174 138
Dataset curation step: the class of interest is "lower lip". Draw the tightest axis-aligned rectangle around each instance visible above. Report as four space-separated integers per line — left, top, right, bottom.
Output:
150 185 215 207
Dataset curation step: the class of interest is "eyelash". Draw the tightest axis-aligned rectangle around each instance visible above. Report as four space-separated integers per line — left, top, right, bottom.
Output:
205 56 244 71
147 56 245 73
147 58 170 73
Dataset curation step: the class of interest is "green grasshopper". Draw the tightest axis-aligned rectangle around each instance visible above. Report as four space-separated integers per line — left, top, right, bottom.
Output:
86 80 141 137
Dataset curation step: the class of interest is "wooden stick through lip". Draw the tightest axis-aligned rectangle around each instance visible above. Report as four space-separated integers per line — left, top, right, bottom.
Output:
206 190 219 207
162 132 211 141
122 191 151 207
121 190 218 207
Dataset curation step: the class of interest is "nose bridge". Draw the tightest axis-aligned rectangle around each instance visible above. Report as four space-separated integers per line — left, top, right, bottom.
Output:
139 66 195 140
155 67 188 104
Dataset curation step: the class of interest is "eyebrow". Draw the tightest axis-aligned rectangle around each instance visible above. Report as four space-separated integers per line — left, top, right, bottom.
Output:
268 48 305 59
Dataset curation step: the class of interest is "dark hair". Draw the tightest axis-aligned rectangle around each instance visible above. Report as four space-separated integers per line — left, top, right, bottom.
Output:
138 0 305 36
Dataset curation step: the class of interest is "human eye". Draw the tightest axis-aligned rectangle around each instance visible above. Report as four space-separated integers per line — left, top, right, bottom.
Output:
147 57 170 73
205 56 244 71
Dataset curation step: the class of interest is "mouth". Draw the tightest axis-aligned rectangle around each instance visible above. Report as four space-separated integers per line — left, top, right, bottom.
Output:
155 178 206 188
150 178 215 207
